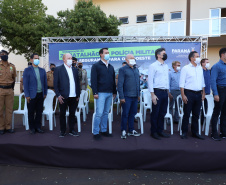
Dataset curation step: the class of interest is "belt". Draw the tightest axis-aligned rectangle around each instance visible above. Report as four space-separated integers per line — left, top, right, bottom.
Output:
154 88 167 92
0 85 12 89
217 86 226 89
48 86 54 89
184 89 202 94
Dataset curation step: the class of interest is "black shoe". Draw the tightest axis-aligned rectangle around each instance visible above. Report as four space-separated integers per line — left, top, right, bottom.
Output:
30 129 36 135
158 132 170 138
69 130 79 137
0 130 5 135
211 133 221 141
151 133 161 140
93 134 102 140
192 133 205 140
35 128 44 133
59 132 66 137
100 132 112 137
220 133 226 139
5 129 15 133
181 133 188 139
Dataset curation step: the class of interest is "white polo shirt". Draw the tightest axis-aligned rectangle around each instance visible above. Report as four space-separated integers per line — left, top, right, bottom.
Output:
64 63 76 97
179 63 205 91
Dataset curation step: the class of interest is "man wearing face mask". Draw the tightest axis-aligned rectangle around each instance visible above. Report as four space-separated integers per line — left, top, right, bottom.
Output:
54 53 80 137
23 53 48 134
148 48 170 140
200 58 211 126
210 48 226 141
179 51 205 140
0 50 17 135
118 54 140 139
169 61 181 124
46 63 56 91
91 48 117 140
77 61 88 90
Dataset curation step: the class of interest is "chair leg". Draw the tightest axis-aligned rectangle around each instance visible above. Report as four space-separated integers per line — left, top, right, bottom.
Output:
108 114 112 134
42 114 45 127
25 113 29 130
77 114 81 132
170 117 173 135
144 108 147 122
205 117 211 136
49 114 53 131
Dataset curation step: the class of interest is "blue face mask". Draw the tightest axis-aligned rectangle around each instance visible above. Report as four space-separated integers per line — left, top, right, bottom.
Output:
104 54 110 61
33 59 40 66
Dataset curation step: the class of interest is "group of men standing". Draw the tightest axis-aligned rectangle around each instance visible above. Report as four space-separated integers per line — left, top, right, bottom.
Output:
1 47 226 142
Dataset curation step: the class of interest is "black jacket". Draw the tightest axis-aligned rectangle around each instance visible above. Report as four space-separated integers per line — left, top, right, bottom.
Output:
91 60 117 95
54 64 80 98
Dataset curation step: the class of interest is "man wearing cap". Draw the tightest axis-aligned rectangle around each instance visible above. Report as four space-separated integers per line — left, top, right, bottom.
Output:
77 61 88 90
0 50 17 135
46 63 56 91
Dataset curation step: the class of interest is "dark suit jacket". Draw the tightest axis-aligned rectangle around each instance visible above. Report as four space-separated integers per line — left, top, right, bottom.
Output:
54 64 80 98
23 66 48 99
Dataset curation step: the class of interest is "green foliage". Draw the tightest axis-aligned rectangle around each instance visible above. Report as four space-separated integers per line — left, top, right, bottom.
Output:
0 0 121 59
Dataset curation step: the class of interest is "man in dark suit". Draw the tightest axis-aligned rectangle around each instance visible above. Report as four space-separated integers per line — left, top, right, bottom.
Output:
54 53 80 137
23 53 48 134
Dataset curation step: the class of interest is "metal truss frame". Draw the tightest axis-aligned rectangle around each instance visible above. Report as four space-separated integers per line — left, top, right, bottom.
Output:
41 36 208 70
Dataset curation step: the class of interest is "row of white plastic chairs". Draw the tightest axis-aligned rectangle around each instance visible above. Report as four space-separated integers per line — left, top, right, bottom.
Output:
12 89 91 132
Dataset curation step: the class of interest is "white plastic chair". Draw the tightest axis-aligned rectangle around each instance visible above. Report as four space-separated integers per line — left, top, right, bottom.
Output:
143 90 151 122
92 97 113 134
202 95 214 136
42 90 58 130
12 92 29 130
65 91 86 132
85 88 91 114
116 92 121 115
77 90 88 122
164 97 173 135
135 93 144 134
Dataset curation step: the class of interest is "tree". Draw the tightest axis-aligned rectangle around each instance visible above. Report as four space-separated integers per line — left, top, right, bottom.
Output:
0 0 47 59
0 0 121 59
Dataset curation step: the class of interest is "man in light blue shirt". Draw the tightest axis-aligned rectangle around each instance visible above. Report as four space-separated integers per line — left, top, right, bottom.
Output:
169 61 181 124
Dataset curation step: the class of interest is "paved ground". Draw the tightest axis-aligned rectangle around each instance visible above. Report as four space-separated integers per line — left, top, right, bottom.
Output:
1 165 226 185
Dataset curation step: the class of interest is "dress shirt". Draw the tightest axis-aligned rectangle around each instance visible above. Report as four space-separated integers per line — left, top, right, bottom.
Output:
211 59 226 96
64 63 76 97
148 60 169 93
101 59 108 68
179 63 205 91
203 69 211 94
169 70 180 92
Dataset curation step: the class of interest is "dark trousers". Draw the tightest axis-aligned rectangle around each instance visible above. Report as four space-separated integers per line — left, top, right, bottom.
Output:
211 87 226 134
150 89 168 134
182 90 202 134
59 97 78 133
121 97 138 132
27 92 44 130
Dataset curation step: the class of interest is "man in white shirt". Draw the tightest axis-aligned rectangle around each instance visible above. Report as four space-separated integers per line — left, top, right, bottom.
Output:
54 53 80 137
148 48 170 140
179 51 205 139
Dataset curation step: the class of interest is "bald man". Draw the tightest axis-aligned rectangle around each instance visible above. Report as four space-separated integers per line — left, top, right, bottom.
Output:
54 53 80 137
117 54 141 139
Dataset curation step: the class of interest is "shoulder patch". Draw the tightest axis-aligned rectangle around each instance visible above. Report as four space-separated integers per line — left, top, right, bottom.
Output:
10 63 15 66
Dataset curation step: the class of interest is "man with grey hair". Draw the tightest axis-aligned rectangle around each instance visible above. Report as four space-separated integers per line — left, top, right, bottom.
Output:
118 54 140 139
54 53 80 137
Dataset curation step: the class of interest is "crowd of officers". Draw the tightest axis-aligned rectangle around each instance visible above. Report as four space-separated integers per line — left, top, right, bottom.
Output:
0 50 87 135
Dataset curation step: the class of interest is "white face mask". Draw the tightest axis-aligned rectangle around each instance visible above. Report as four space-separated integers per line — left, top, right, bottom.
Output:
176 67 181 71
194 57 201 64
129 59 136 65
205 63 210 68
67 60 72 66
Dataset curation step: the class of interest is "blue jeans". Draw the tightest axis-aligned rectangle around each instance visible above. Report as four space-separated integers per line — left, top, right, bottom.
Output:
93 93 113 135
150 89 168 134
121 97 138 132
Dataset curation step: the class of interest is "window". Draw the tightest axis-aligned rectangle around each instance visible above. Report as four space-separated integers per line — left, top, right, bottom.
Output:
153 14 164 21
171 12 182 20
15 71 24 83
119 17 129 24
137 15 147 23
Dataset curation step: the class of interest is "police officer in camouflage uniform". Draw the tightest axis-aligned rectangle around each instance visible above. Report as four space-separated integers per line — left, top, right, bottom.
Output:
0 50 17 135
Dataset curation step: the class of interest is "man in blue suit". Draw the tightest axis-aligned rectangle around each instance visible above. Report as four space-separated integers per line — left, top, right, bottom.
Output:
23 53 48 134
54 53 80 137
